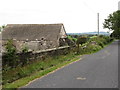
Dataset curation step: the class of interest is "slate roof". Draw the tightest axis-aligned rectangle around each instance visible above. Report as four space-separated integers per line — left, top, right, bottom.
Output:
2 24 66 41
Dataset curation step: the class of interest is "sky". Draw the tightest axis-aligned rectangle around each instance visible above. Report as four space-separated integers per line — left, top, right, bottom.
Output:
0 0 119 33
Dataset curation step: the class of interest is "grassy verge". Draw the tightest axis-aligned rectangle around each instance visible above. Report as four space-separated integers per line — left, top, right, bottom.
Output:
2 53 81 89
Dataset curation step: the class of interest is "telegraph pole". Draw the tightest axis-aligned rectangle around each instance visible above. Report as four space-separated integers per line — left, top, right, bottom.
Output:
97 13 99 36
118 1 120 10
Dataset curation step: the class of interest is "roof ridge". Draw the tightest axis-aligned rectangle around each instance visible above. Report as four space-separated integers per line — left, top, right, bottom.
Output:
7 23 64 26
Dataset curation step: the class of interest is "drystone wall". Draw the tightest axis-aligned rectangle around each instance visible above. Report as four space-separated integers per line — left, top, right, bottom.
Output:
2 46 70 67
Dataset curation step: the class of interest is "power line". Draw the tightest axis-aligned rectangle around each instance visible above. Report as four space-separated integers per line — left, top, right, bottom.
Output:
81 0 96 14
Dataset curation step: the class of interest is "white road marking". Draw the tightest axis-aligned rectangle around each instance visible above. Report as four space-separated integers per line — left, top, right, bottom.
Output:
76 77 86 80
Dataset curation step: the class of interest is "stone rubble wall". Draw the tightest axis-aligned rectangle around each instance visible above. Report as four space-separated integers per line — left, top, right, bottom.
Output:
2 46 70 67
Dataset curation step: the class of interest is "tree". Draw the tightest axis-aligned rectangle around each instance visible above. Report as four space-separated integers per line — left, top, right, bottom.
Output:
103 10 120 39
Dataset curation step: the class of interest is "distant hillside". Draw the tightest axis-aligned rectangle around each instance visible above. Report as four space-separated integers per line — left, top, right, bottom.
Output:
67 32 110 35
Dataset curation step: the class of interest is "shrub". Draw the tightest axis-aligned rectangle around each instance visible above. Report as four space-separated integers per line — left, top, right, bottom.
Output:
88 36 112 48
75 36 87 54
72 38 77 42
21 46 29 66
84 44 102 53
76 37 87 45
3 40 18 68
67 35 77 42
67 35 73 41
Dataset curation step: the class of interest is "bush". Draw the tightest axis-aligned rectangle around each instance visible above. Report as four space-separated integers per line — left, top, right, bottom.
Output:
97 41 104 48
76 37 87 45
67 35 77 42
72 38 77 42
83 44 102 53
76 35 114 54
21 46 29 66
3 40 18 68
88 36 113 48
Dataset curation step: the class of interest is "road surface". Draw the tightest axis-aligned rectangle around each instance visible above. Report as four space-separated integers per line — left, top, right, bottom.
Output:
22 40 119 88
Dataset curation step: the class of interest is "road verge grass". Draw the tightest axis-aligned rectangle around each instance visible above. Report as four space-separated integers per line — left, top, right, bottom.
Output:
2 53 81 89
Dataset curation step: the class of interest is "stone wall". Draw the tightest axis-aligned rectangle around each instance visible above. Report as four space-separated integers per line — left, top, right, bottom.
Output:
2 46 70 67
2 38 69 52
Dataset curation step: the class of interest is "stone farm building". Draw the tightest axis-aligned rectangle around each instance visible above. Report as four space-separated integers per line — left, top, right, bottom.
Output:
2 24 72 52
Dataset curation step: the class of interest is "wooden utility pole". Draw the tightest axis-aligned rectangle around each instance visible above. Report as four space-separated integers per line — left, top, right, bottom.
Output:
97 13 99 36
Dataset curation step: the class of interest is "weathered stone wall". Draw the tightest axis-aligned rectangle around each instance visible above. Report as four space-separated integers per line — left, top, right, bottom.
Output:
2 46 70 67
2 40 59 52
60 26 67 38
2 38 69 52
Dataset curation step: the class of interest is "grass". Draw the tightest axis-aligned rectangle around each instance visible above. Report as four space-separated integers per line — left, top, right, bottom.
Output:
2 53 81 89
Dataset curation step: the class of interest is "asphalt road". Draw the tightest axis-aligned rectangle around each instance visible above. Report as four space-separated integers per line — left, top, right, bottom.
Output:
22 40 119 88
